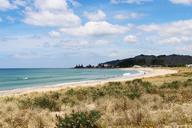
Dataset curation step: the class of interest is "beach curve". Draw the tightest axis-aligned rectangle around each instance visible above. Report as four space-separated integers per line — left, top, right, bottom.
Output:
0 68 177 96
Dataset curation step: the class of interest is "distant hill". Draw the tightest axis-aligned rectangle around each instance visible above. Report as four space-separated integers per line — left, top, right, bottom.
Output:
99 54 192 68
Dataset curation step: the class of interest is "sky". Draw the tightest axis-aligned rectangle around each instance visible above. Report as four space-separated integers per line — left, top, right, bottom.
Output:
0 0 192 68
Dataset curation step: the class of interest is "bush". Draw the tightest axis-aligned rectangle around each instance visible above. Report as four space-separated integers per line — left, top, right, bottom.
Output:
33 95 60 111
56 110 101 128
142 81 156 93
160 81 181 89
127 84 142 100
61 96 77 107
65 89 77 96
2 96 15 103
18 97 33 109
124 80 144 100
18 94 60 111
183 79 192 87
132 79 143 85
108 82 121 86
76 89 89 101
90 88 105 101
50 91 61 100
127 90 142 100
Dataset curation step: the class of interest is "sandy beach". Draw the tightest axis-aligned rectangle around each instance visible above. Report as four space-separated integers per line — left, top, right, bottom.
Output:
0 68 177 96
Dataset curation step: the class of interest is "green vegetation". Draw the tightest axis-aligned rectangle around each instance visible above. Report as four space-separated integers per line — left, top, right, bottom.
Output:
160 81 181 89
100 55 192 68
56 110 101 128
18 94 61 111
0 67 192 127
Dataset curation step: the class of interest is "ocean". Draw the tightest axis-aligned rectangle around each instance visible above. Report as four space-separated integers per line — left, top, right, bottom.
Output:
0 68 139 91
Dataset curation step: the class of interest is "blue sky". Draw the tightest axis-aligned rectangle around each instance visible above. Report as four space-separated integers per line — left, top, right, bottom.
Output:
0 0 192 68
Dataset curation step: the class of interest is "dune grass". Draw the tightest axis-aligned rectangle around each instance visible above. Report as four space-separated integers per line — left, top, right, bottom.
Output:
0 67 192 127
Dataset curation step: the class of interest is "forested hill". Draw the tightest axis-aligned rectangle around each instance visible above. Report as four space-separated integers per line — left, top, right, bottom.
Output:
100 54 192 67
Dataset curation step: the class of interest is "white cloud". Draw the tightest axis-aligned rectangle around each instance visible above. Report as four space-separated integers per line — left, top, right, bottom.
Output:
159 36 190 44
58 40 89 47
109 51 119 57
60 21 129 36
0 0 12 10
111 0 152 4
170 0 192 5
54 39 111 48
13 52 44 59
23 0 81 27
138 19 192 36
0 0 27 11
34 0 68 11
84 10 106 21
137 19 192 44
124 35 137 43
138 24 160 32
94 40 111 45
24 10 80 27
49 31 61 38
114 12 144 20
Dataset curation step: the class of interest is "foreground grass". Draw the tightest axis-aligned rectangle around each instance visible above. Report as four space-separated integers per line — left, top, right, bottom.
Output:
0 67 192 127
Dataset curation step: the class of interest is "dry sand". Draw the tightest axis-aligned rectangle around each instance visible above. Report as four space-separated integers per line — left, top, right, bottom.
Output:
0 68 177 96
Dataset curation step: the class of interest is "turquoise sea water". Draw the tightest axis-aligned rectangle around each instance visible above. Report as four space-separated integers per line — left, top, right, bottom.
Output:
0 68 139 91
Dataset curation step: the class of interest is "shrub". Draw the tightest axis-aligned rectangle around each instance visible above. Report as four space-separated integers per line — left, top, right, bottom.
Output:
65 89 76 96
91 88 105 101
132 79 143 85
61 96 77 107
33 95 60 111
56 110 101 128
160 81 181 89
50 91 61 100
18 97 33 109
2 96 15 103
183 79 192 87
162 93 179 102
108 82 121 86
76 89 89 101
142 81 156 93
18 95 60 111
127 90 142 100
124 79 148 100
127 84 142 100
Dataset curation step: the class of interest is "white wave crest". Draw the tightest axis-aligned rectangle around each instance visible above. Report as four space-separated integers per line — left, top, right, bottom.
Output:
123 73 131 76
23 77 29 80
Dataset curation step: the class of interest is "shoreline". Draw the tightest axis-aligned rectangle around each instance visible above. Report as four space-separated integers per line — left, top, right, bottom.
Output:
0 68 177 96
